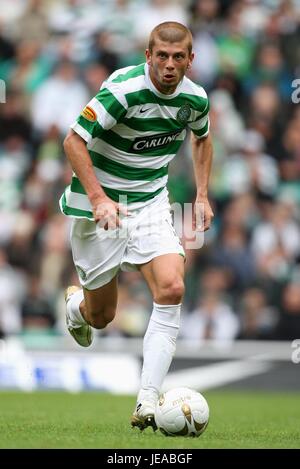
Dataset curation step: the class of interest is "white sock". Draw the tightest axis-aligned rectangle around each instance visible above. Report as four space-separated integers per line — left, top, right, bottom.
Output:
138 302 181 403
67 289 87 328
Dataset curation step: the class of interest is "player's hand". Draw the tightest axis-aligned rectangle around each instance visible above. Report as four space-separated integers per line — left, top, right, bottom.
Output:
91 195 129 230
193 197 214 232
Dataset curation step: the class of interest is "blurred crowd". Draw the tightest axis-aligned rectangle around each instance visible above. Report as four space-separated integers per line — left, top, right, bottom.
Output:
0 0 300 343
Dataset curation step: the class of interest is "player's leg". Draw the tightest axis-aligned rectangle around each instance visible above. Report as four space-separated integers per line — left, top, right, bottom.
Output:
131 253 185 430
65 276 118 347
65 276 118 346
140 253 185 304
139 253 184 395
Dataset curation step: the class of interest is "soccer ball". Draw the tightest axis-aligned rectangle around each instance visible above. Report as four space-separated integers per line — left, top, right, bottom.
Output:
155 387 209 437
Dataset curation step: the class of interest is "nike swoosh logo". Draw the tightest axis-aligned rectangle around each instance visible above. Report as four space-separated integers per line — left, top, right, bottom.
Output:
139 106 150 113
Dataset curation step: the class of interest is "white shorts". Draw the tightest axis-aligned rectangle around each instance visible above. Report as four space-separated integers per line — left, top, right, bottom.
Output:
70 191 185 290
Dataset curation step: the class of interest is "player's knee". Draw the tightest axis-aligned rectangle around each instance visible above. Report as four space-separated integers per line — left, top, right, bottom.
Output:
155 279 185 304
88 306 116 329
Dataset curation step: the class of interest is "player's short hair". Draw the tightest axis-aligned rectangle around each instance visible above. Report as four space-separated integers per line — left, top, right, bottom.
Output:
149 22 193 55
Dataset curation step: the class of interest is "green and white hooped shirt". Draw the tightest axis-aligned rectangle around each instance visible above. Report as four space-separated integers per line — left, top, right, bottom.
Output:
60 63 210 220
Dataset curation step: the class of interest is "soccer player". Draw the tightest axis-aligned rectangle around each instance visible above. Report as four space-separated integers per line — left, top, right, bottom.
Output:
60 21 214 430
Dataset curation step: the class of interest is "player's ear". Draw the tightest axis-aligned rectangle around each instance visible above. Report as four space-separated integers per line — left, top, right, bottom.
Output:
187 52 194 70
145 49 152 65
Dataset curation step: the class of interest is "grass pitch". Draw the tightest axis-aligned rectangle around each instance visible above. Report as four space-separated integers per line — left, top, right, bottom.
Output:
0 390 299 449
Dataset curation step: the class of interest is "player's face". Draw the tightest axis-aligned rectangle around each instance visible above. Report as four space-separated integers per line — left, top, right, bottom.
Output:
146 39 194 95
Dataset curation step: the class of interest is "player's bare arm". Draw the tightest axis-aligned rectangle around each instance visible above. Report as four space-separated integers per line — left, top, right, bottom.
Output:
191 132 214 232
63 129 127 228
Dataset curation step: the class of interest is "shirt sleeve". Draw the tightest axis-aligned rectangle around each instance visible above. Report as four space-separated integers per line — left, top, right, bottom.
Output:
70 82 128 144
188 94 210 139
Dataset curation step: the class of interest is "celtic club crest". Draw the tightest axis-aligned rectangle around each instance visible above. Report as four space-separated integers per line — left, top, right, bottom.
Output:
176 104 191 125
